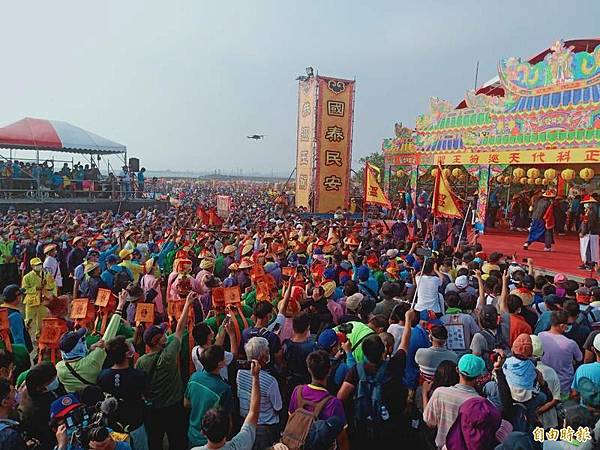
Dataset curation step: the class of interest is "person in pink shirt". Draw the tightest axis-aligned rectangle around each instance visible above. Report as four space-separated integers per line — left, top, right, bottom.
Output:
141 257 164 315
322 281 343 325
194 258 216 295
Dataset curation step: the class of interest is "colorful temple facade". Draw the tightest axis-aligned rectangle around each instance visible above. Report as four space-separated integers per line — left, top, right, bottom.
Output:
383 39 600 227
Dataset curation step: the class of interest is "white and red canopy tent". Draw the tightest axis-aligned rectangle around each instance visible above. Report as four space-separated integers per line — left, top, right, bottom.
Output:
0 117 127 171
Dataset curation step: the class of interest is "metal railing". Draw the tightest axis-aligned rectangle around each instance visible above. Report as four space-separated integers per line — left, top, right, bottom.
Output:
0 176 151 201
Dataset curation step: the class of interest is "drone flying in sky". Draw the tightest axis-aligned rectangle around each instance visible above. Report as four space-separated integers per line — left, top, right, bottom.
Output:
246 134 265 140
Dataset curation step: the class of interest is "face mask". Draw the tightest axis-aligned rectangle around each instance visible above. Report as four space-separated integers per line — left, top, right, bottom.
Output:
46 377 60 392
33 266 42 272
565 325 573 333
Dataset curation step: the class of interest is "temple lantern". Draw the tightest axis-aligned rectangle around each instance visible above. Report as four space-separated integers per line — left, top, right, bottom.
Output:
561 169 575 182
580 168 595 181
513 168 525 178
544 168 557 181
527 168 540 179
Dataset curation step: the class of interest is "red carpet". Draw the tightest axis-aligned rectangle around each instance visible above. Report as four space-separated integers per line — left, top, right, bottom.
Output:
479 229 595 280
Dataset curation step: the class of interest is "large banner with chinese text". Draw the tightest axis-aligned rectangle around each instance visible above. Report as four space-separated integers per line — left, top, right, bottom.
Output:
433 148 600 165
314 76 355 213
295 78 318 208
387 148 600 167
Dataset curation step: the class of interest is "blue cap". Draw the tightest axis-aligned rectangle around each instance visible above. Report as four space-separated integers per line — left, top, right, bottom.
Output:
324 267 337 280
264 262 278 273
317 329 339 350
50 394 82 419
2 284 25 301
143 323 168 345
357 265 370 280
458 354 486 378
106 254 119 264
59 328 87 352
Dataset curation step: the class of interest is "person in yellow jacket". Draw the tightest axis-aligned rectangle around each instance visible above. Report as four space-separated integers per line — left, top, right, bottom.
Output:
21 257 57 339
118 248 144 284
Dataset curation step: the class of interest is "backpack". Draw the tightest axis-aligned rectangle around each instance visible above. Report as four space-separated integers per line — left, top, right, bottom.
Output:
326 358 343 395
476 328 509 371
358 283 379 303
281 387 334 450
110 268 133 293
579 305 600 328
353 361 392 440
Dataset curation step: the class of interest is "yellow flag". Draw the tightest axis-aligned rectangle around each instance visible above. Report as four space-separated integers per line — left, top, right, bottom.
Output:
432 164 463 219
365 163 391 209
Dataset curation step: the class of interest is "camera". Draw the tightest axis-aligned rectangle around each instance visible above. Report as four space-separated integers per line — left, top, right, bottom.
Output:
415 248 433 258
64 406 93 438
59 396 121 449
237 360 253 370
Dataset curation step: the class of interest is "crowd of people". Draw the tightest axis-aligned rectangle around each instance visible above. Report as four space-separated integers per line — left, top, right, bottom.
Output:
0 181 598 449
0 160 150 199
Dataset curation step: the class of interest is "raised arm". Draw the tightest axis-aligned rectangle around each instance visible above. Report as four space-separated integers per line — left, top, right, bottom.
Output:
244 360 262 426
398 309 416 354
475 270 485 308
175 291 194 340
277 273 296 316
498 269 509 314
433 262 445 283
527 258 534 277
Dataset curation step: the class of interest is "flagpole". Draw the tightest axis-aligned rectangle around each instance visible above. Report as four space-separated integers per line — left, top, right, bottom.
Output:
362 161 368 224
411 255 428 308
454 202 472 253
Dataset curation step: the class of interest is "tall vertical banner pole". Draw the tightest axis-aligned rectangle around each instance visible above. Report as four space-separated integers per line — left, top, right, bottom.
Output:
362 161 368 224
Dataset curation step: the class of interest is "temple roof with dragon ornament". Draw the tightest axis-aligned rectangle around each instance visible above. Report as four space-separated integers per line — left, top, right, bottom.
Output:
383 39 600 163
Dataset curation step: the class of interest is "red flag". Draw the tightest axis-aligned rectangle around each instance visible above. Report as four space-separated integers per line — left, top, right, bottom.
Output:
432 164 463 219
196 207 209 225
208 208 223 227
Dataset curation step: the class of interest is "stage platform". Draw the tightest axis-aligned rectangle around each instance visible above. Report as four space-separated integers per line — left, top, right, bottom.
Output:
479 229 595 282
0 197 168 213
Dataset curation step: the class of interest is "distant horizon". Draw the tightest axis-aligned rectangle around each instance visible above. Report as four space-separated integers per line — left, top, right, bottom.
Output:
0 1 598 171
144 168 292 178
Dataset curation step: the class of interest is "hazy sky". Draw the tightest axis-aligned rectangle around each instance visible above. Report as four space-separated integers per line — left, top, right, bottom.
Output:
2 1 599 174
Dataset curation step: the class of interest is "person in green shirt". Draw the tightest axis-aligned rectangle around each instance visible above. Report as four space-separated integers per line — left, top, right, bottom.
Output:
136 291 193 450
184 345 234 447
55 290 127 393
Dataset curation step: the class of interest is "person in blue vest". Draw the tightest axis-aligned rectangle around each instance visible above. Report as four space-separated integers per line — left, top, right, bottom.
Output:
0 285 32 352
